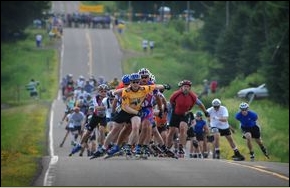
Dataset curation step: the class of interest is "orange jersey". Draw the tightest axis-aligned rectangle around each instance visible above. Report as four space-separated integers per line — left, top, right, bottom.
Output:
116 82 125 89
154 113 167 127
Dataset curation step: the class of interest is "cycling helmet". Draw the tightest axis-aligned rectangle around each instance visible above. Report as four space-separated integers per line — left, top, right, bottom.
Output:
239 102 249 110
212 98 221 106
178 81 183 87
150 74 156 83
196 111 203 117
98 84 109 90
138 68 151 76
89 106 95 111
130 73 141 81
122 74 131 85
180 80 192 87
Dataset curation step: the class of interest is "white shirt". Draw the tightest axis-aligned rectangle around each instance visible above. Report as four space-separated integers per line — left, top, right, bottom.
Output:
207 105 229 129
142 40 148 48
36 34 42 41
102 97 113 119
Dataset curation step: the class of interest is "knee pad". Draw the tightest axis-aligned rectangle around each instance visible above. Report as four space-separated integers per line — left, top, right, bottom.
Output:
192 140 199 148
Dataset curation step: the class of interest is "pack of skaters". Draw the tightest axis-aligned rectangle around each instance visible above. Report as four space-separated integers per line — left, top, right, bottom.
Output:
134 68 175 159
69 84 109 156
90 74 131 159
99 73 171 159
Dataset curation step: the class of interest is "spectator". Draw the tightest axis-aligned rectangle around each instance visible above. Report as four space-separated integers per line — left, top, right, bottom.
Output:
149 40 154 54
210 80 218 94
26 79 39 99
142 39 148 52
199 79 210 98
117 21 125 34
35 34 42 47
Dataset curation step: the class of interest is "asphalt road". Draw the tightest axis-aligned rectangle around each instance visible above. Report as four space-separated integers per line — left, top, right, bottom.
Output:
33 1 289 187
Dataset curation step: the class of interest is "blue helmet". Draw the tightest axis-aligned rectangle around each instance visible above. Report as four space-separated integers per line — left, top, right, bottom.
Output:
130 73 141 81
122 74 130 84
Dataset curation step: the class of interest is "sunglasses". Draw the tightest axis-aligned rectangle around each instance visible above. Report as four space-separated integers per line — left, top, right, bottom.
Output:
241 109 247 111
99 90 107 93
131 80 140 84
141 76 149 79
213 106 220 108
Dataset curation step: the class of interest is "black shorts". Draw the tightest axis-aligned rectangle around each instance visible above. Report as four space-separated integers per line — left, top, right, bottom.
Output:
169 113 188 128
218 128 231 136
30 91 38 97
187 128 195 138
241 125 261 139
195 133 205 141
157 125 168 133
86 113 107 131
112 110 136 124
207 135 214 143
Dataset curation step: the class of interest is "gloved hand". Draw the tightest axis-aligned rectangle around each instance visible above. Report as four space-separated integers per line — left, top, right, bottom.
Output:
204 111 210 117
153 89 158 95
163 84 171 90
137 110 144 117
158 111 163 118
164 107 168 113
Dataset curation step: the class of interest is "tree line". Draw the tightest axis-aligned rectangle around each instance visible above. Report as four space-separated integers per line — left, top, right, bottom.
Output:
199 1 289 106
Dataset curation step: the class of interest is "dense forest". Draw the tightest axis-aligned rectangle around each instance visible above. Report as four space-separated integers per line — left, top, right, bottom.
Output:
1 1 288 106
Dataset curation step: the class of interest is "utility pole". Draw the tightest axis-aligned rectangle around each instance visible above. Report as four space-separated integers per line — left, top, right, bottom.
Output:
186 1 190 32
128 1 132 22
226 1 229 27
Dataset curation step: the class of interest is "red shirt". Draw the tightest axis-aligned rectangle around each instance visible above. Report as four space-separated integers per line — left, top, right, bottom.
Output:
170 90 197 115
116 82 125 89
210 81 217 92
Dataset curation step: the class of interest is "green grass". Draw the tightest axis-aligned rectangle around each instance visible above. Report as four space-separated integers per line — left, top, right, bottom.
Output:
1 104 49 186
1 27 59 105
1 27 59 186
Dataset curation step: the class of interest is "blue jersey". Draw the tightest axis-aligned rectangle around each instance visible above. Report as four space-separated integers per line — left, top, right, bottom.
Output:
235 110 258 128
194 119 207 134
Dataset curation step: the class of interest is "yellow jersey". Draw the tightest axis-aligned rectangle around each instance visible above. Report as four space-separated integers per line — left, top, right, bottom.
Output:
121 85 156 112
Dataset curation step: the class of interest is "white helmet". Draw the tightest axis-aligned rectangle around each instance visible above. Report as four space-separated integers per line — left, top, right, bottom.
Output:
239 102 249 110
212 98 221 106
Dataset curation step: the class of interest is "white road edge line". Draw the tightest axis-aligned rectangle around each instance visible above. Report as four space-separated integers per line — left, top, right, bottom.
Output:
43 36 64 186
43 102 58 186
